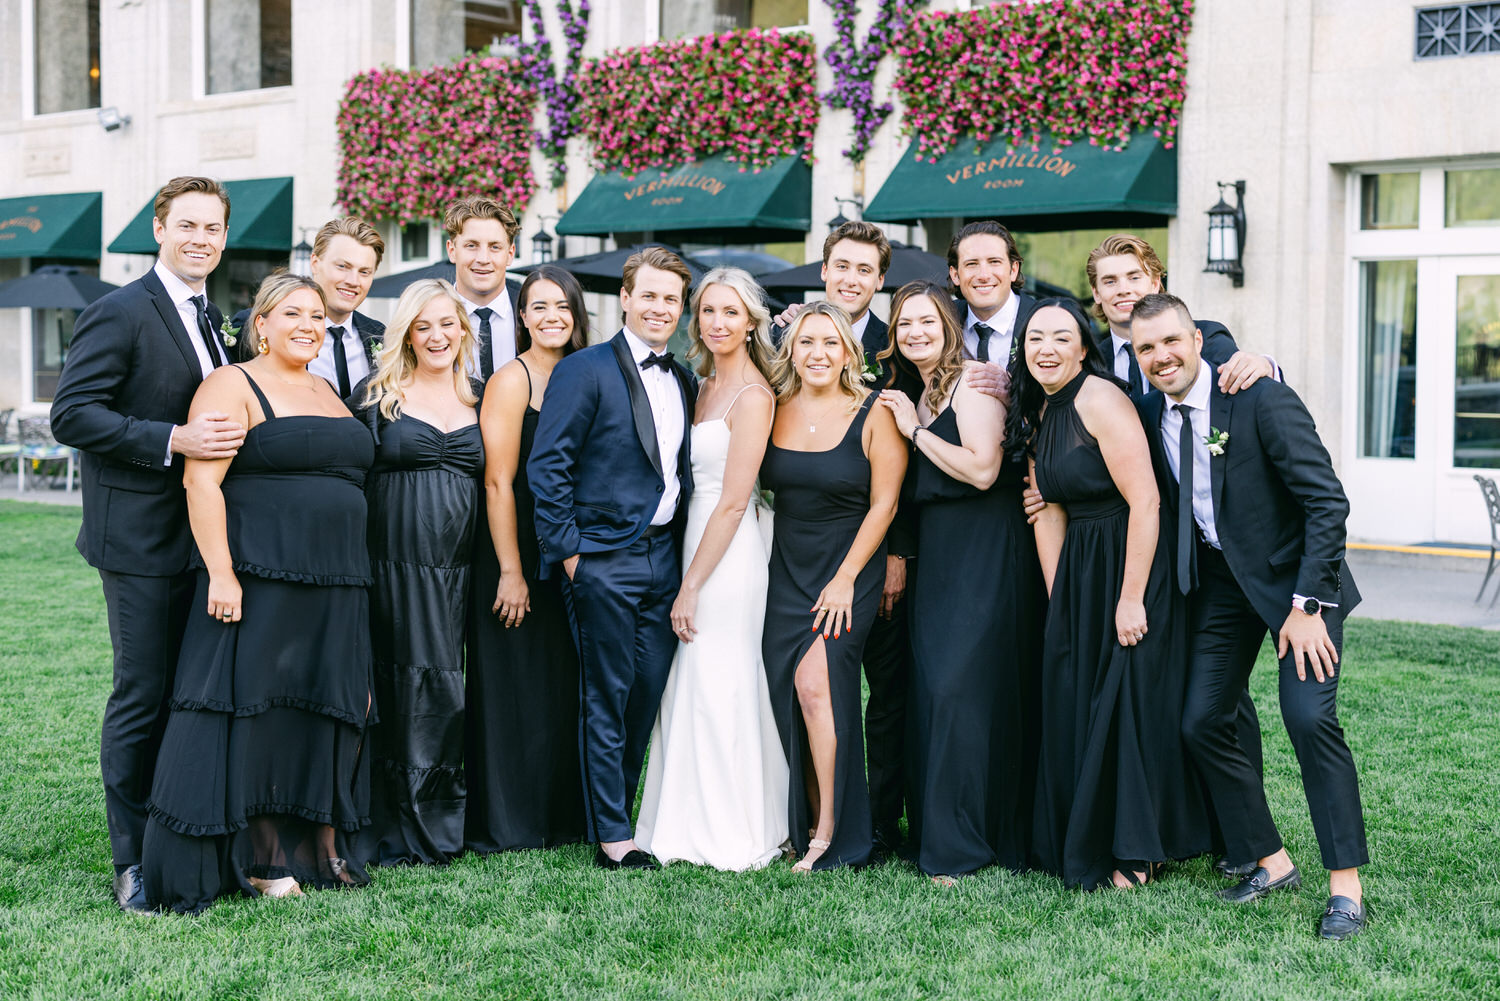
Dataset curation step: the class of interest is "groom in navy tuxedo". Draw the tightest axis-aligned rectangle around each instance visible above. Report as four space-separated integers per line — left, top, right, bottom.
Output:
528 246 697 870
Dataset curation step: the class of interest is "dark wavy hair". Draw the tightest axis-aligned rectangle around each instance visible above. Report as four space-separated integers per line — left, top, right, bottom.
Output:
1002 297 1124 454
516 265 589 355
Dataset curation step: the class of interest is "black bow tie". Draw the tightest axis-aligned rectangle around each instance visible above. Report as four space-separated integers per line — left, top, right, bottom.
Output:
640 351 674 372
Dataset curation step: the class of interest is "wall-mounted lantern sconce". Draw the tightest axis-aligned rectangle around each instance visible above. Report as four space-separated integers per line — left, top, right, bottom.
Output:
828 197 864 230
533 215 559 263
290 228 314 276
1204 180 1247 287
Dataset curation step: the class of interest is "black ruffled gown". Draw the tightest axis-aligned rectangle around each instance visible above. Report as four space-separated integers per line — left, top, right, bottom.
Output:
904 406 1045 876
143 369 375 914
760 394 885 870
464 364 585 853
1029 372 1208 889
355 404 483 866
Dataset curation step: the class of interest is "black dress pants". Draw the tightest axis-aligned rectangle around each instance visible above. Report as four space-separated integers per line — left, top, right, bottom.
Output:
863 584 910 847
1181 545 1369 871
98 569 195 866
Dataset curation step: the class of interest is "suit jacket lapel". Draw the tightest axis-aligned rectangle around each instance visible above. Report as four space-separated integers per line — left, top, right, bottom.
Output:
672 362 695 491
1209 382 1232 521
610 331 664 477
143 270 207 377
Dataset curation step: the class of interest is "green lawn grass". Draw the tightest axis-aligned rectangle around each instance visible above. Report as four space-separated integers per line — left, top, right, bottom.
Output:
1 499 1497 1000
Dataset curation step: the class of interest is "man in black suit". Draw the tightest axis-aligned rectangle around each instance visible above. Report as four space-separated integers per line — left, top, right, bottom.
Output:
1132 293 1368 940
1085 233 1276 400
51 176 244 914
771 221 912 855
443 196 523 382
528 246 697 870
228 216 386 396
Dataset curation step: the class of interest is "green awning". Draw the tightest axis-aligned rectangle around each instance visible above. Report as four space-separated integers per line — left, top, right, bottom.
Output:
557 154 811 242
865 133 1177 231
0 192 102 260
107 177 294 255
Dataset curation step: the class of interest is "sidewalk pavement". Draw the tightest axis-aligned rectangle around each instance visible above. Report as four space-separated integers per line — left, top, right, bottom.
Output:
2 486 1496 630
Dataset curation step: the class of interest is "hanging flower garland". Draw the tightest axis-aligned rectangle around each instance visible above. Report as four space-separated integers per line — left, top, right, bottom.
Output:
822 0 929 163
336 56 538 225
518 0 590 185
573 28 819 176
893 0 1193 160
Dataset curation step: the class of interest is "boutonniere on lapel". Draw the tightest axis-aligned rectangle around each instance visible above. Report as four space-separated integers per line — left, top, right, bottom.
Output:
366 338 383 361
219 317 239 348
861 353 880 384
1204 427 1229 457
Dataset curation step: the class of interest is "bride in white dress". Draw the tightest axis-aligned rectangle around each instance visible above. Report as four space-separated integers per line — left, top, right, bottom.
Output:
636 267 788 870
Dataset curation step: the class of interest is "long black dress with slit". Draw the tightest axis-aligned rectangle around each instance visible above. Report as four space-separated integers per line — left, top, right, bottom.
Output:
354 399 483 866
1029 372 1209 889
760 393 884 870
142 367 375 914
464 360 585 852
904 405 1045 876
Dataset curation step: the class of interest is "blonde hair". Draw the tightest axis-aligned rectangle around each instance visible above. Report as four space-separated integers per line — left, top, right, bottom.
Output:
686 267 775 379
250 272 325 350
362 279 477 421
313 216 386 266
770 301 867 412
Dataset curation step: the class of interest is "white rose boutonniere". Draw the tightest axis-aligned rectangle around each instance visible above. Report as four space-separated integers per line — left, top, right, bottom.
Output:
1204 427 1229 457
219 317 239 348
861 354 880 384
366 338 383 360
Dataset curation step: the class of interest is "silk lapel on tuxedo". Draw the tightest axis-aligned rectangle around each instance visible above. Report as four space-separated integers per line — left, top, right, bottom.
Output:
1209 381 1233 521
672 363 695 494
610 332 664 477
143 270 209 378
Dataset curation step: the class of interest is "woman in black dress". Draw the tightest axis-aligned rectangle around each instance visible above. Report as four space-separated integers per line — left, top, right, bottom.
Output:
142 273 374 912
352 278 483 866
465 266 589 853
875 281 1042 880
761 302 907 871
1009 298 1207 890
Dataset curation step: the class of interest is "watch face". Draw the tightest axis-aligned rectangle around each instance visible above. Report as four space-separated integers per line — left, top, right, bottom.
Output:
1303 597 1321 614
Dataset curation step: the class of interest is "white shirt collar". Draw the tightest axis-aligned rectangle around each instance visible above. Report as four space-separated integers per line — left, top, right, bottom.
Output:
457 289 510 321
153 260 201 306
1110 329 1131 357
965 290 1020 337
1173 360 1213 414
621 325 669 364
850 310 871 340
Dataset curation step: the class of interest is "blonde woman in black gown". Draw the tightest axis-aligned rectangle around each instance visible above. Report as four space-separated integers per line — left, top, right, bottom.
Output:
466 266 589 853
142 273 374 912
760 302 907 871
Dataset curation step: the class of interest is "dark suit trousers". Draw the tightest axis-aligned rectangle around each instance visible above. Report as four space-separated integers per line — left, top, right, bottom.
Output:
566 532 680 843
863 587 910 843
1181 545 1369 871
97 569 194 866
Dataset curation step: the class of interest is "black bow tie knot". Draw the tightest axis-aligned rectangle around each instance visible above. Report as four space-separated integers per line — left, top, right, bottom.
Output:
640 351 674 372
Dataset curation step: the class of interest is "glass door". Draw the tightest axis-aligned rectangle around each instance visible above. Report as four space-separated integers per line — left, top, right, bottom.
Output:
1435 256 1500 542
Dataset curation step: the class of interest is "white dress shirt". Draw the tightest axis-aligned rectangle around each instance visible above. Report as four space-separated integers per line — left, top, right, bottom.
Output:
962 291 1020 364
154 260 225 378
308 319 371 392
850 309 871 344
458 289 516 378
1160 363 1222 549
621 326 685 526
1110 330 1147 395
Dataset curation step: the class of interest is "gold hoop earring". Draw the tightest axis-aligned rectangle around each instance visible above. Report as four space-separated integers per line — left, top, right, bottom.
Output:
257 337 269 355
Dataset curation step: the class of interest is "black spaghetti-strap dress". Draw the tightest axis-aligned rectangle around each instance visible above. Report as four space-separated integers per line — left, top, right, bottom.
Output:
760 393 884 869
353 392 483 867
1029 372 1208 889
142 367 375 914
465 359 585 853
904 405 1045 876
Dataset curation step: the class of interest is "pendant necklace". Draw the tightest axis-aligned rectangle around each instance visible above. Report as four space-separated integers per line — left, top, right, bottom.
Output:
801 395 843 433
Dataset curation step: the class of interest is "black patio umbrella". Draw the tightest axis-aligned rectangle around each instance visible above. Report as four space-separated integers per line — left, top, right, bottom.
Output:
0 265 119 309
511 244 714 296
365 260 460 299
757 241 949 293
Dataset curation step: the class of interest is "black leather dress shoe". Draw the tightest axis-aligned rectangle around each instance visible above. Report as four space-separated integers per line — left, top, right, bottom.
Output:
1214 856 1258 880
1318 895 1367 940
593 847 661 871
112 864 156 915
1217 865 1302 903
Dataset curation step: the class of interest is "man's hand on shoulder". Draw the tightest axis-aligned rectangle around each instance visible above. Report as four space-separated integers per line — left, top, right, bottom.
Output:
773 302 807 328
171 412 245 461
964 361 1011 403
1216 351 1276 395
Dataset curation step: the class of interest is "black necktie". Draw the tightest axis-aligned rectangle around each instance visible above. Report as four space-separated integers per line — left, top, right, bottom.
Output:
191 295 223 370
1175 403 1199 596
1124 343 1144 399
973 322 993 363
640 351 674 372
473 307 494 380
329 325 352 399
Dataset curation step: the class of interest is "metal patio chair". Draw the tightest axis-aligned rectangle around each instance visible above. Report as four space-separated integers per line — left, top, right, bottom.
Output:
1476 474 1500 608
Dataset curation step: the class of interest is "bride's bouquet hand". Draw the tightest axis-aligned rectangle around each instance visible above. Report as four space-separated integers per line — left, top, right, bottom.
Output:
672 584 699 642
